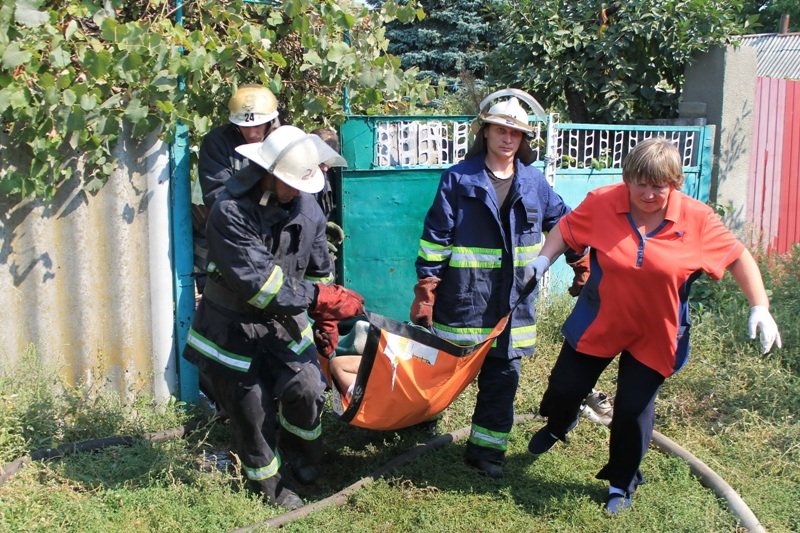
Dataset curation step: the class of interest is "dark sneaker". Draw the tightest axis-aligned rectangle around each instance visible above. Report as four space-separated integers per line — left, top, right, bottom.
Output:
527 426 559 455
464 457 504 479
604 492 633 515
528 417 579 455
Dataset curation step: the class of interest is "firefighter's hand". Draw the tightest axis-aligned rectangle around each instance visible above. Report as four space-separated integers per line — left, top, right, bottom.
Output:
326 221 345 246
566 253 590 297
748 305 782 354
409 277 439 327
311 283 365 322
313 319 338 358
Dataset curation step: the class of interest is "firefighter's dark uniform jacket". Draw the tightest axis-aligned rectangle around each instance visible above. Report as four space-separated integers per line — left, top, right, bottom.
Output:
192 123 253 290
415 155 571 463
198 123 253 209
183 165 333 488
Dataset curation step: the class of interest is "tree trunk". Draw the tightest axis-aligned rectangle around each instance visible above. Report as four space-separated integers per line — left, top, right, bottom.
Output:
564 79 589 123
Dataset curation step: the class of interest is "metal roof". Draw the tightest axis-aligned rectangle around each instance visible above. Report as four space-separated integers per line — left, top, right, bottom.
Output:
738 32 800 80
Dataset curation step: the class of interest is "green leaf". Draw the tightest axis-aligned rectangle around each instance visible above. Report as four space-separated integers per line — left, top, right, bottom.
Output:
9 87 29 109
2 42 32 68
85 50 112 78
64 19 78 40
14 0 48 27
0 88 10 113
50 47 71 69
124 97 148 123
62 88 76 106
79 93 96 111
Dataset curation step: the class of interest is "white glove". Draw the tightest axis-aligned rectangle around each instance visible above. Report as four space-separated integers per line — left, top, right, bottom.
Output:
530 255 551 281
747 305 782 354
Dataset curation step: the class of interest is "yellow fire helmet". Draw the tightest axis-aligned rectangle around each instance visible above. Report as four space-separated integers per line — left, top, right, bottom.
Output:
228 85 279 127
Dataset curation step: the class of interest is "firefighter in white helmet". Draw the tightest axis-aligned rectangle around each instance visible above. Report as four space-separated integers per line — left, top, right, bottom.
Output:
411 89 588 479
185 125 365 509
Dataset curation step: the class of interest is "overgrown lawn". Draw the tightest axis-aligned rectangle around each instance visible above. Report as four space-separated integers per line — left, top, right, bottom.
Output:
1 250 798 532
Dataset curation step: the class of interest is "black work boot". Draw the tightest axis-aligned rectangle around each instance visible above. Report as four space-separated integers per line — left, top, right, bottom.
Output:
464 456 504 479
280 431 323 485
260 475 304 511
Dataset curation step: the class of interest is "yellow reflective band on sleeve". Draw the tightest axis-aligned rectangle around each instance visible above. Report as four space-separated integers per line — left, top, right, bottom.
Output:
513 243 544 266
468 423 509 451
186 328 252 372
511 324 537 349
449 246 502 268
305 272 334 284
248 265 284 309
432 322 496 347
243 455 281 481
417 239 452 262
289 323 314 355
279 408 322 441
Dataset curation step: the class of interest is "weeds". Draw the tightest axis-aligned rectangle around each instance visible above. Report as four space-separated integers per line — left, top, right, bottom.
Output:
0 250 798 532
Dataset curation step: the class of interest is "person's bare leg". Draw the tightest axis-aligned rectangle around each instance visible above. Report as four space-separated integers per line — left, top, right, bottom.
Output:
329 355 361 394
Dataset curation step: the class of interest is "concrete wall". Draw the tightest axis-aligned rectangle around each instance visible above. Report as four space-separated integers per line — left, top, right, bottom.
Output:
681 46 758 235
0 131 178 404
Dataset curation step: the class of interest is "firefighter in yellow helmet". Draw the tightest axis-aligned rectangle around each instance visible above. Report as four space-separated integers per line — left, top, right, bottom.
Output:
192 85 282 295
199 85 281 209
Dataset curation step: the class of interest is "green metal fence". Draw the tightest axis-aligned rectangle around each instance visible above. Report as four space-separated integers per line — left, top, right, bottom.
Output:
338 115 714 322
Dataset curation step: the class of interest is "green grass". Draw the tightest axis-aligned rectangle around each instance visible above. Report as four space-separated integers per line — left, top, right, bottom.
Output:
1 250 798 532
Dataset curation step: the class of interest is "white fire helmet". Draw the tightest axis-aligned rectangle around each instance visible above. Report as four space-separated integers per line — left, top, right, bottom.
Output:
228 85 279 127
478 96 535 135
235 125 347 194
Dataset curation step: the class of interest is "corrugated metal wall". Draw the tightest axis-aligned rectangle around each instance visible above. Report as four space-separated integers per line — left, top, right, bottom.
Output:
0 131 177 403
748 77 800 253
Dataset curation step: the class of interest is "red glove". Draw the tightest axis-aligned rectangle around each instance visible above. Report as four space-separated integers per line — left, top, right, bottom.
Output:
409 276 440 327
567 253 590 297
313 319 338 358
311 283 365 322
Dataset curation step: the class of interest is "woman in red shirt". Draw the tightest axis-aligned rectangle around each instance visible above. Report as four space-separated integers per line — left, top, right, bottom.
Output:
527 138 781 514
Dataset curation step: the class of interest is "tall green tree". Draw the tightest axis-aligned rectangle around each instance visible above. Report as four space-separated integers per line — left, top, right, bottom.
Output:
489 0 754 123
369 0 500 110
745 0 800 32
0 0 432 200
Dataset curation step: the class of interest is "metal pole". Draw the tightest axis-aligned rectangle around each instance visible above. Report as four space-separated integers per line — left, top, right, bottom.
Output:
170 0 198 403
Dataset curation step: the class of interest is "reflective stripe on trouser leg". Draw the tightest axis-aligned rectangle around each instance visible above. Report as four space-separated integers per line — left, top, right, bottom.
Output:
243 453 281 481
468 423 509 451
205 373 281 491
466 357 521 462
276 361 325 443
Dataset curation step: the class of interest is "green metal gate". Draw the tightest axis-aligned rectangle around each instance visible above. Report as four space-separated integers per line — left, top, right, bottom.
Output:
338 115 714 322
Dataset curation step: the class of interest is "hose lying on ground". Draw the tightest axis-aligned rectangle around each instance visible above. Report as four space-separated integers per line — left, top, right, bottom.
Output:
0 422 203 487
236 394 766 532
583 392 766 533
0 403 766 533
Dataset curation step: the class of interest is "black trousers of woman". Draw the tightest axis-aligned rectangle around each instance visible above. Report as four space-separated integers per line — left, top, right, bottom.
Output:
538 342 665 494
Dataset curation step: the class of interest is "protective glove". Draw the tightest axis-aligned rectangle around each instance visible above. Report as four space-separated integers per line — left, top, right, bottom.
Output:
566 253 590 297
311 283 365 322
326 221 345 246
747 305 782 354
326 241 338 263
530 255 551 281
313 319 338 358
409 276 440 327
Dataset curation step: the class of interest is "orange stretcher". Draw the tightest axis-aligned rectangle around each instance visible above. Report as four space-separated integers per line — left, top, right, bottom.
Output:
320 277 537 431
